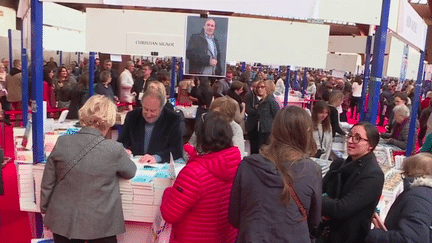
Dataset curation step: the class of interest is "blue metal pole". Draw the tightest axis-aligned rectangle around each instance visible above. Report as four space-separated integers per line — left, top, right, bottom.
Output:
360 35 373 121
59 50 63 66
367 0 391 125
170 57 176 98
78 52 81 65
31 0 44 164
8 29 13 71
283 65 291 107
302 67 308 98
406 50 425 156
89 52 95 97
22 49 28 127
241 62 246 73
179 57 183 85
293 71 298 91
21 21 29 127
31 0 45 237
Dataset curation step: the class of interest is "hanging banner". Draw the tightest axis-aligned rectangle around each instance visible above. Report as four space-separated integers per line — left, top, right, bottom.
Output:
398 44 409 90
397 0 427 51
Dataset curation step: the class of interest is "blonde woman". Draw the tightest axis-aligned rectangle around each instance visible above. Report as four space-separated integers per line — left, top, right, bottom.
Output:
41 95 136 243
245 80 280 154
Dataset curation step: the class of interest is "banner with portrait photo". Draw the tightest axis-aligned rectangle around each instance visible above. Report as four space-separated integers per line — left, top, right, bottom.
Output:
184 16 228 77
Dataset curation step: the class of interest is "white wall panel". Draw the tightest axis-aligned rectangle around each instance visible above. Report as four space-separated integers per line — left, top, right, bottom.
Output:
326 53 360 73
227 17 329 68
0 6 16 37
406 46 420 80
318 0 381 25
43 26 86 52
43 2 86 32
385 36 406 78
102 0 320 19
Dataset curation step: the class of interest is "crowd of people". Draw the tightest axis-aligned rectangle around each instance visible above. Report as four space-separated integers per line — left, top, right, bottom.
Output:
1 53 432 243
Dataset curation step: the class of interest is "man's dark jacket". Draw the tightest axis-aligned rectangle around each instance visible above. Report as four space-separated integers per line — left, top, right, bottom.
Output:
118 107 183 162
186 29 222 75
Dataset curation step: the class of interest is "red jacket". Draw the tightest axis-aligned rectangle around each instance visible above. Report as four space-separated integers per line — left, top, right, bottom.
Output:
160 144 241 243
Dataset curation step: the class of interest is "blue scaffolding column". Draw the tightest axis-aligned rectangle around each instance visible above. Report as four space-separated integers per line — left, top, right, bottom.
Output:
359 35 373 121
89 52 95 97
31 0 44 237
178 57 183 86
283 66 291 107
59 50 63 66
170 57 177 98
8 29 13 71
302 67 308 98
367 0 391 125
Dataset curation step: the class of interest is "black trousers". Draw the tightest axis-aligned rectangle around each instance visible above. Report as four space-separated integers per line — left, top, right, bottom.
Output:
53 234 117 243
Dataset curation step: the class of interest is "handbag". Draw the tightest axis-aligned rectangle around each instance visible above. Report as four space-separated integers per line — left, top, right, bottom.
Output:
146 207 172 243
287 184 330 242
55 136 105 186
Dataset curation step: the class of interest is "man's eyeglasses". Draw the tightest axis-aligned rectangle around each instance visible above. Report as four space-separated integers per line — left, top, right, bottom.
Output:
346 133 369 144
257 86 266 89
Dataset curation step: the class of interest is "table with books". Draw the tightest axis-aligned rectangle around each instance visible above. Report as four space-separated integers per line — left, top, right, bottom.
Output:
14 125 185 242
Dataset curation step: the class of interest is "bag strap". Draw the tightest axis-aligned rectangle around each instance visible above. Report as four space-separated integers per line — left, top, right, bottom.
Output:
55 136 105 186
287 183 308 221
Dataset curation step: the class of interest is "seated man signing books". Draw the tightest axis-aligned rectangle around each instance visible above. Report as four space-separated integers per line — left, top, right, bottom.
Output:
118 90 183 163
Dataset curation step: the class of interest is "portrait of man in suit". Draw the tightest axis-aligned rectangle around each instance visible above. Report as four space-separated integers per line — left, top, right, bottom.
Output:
185 16 228 77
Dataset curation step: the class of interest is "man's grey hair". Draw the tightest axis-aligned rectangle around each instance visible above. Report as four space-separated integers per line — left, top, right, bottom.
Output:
141 89 166 108
126 61 134 69
393 104 410 118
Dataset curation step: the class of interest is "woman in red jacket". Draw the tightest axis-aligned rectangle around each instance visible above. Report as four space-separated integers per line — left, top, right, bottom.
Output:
160 111 241 243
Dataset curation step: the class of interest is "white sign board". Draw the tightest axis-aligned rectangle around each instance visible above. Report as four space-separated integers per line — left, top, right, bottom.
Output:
86 8 186 55
86 8 330 68
396 0 427 50
127 33 184 57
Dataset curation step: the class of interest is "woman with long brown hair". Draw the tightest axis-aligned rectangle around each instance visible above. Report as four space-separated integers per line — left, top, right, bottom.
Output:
53 65 77 108
312 100 333 160
229 106 322 242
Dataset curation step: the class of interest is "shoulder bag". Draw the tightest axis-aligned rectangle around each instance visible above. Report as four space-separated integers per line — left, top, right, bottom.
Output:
55 136 105 186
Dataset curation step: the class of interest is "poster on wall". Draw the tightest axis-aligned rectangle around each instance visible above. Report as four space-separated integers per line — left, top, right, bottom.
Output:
398 44 409 91
184 16 228 77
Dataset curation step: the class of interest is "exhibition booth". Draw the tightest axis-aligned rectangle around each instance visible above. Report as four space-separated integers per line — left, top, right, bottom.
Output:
1 0 430 242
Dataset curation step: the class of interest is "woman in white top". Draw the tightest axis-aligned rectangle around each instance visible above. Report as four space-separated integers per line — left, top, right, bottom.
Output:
312 100 333 160
274 72 287 96
119 61 135 110
350 76 363 119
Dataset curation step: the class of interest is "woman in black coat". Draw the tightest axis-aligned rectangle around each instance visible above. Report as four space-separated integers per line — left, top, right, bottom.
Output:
322 122 384 243
245 80 279 154
366 153 432 243
67 73 89 119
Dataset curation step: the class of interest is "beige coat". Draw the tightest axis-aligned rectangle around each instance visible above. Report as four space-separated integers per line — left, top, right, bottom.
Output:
5 72 22 102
